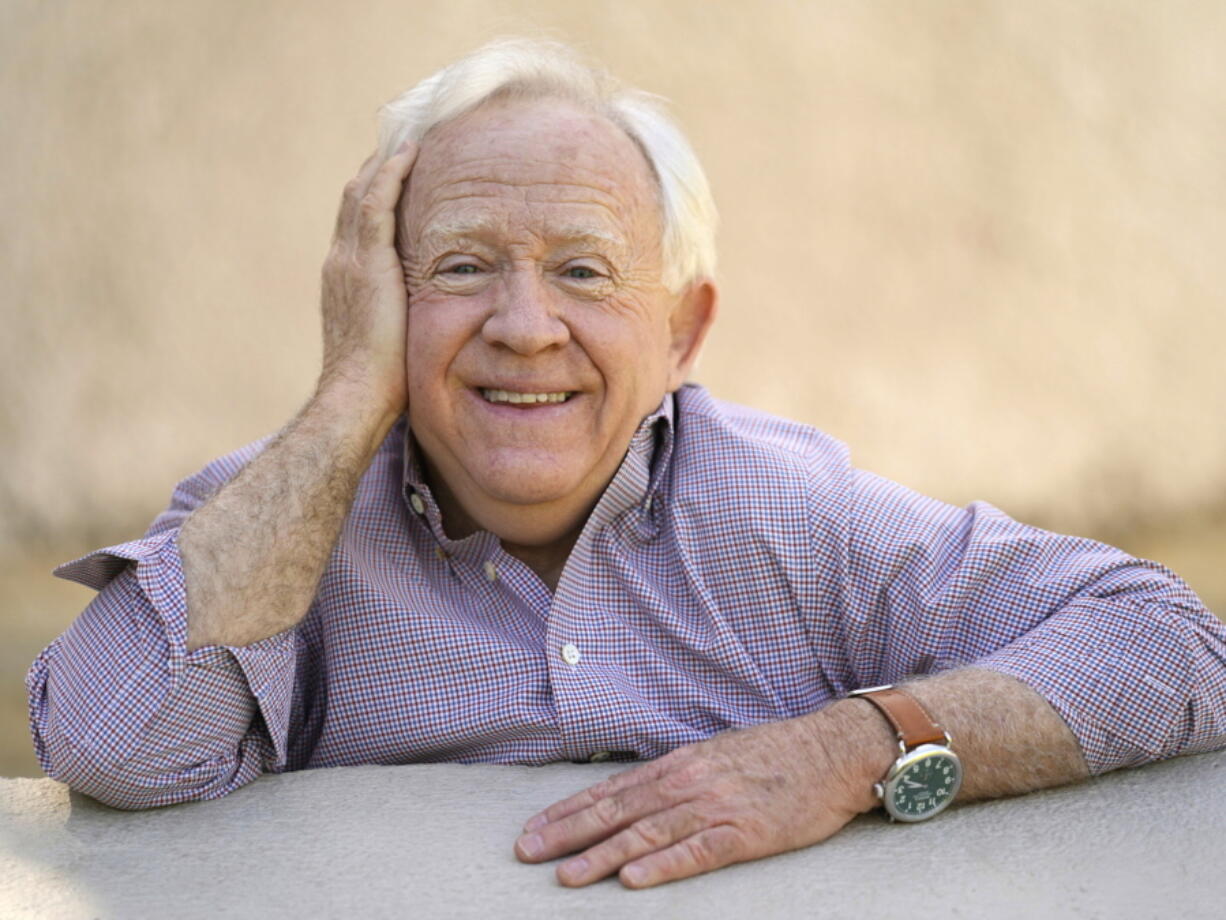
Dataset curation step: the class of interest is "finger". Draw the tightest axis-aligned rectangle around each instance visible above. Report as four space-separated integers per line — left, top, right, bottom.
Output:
555 804 706 887
619 824 749 889
522 751 682 832
515 772 682 863
356 141 419 251
333 150 383 240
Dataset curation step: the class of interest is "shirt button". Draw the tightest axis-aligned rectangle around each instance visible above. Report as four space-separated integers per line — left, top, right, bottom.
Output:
409 493 425 515
560 643 581 665
483 561 498 582
588 750 612 763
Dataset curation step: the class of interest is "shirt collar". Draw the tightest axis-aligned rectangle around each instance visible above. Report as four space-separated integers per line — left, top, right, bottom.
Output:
400 392 676 538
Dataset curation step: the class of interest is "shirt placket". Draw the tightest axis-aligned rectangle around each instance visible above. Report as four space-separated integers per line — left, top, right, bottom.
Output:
546 424 659 763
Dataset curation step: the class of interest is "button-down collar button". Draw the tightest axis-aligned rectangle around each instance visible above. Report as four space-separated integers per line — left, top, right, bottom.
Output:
588 750 612 763
560 643 581 665
434 547 448 560
409 492 425 515
483 561 499 582
644 495 653 511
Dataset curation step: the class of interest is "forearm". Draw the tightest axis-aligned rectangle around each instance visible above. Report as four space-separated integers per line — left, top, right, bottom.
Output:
181 381 398 650
818 668 1090 813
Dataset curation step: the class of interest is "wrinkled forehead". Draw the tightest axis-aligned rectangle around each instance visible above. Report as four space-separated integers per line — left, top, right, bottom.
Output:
400 97 662 249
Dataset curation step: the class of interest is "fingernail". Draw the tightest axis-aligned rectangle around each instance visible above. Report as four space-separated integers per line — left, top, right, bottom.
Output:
396 138 412 154
622 864 648 886
517 833 544 859
560 857 589 881
524 813 548 832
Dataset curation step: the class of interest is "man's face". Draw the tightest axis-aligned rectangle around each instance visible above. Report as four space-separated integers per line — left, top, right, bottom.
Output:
398 97 712 543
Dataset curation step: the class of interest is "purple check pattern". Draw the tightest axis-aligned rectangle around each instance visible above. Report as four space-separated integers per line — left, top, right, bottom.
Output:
27 384 1226 809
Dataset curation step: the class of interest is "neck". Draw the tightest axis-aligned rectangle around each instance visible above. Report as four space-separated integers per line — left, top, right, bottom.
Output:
500 530 584 591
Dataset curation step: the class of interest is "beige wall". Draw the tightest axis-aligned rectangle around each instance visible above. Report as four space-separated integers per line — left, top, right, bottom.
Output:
2 0 1224 765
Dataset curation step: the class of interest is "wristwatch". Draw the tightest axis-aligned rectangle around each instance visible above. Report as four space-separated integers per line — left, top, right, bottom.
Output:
848 684 963 823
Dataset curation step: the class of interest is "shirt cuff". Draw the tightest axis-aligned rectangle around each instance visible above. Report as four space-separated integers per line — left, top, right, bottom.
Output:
55 532 298 769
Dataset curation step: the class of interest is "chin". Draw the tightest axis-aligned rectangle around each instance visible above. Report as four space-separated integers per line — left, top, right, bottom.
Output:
463 464 592 547
466 451 589 507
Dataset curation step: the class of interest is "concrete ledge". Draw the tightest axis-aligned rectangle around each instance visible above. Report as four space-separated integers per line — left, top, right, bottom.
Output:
2 751 1222 919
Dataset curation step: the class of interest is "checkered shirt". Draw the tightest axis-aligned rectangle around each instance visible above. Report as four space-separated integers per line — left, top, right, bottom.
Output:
27 384 1226 809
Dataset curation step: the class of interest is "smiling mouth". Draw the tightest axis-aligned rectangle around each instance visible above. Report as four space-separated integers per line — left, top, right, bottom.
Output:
479 388 575 405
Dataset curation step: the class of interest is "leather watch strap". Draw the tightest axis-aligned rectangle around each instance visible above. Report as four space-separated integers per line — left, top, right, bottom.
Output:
851 686 948 749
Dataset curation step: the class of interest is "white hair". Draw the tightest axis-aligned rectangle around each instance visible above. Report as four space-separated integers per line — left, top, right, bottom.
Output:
377 38 718 292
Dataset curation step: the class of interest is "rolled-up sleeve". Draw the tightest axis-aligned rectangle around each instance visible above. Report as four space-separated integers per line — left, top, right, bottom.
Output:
26 441 297 810
844 469 1226 776
974 594 1226 773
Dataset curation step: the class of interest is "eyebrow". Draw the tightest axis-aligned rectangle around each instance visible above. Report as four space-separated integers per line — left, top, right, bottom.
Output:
418 218 627 255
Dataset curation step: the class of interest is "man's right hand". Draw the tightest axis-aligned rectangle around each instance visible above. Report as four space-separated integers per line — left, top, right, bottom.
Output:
181 142 419 652
319 142 419 420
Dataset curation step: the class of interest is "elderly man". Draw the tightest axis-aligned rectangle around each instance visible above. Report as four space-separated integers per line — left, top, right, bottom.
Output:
28 39 1226 889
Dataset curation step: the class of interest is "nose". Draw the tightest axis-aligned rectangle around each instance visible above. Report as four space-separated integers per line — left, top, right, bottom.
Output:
481 267 570 355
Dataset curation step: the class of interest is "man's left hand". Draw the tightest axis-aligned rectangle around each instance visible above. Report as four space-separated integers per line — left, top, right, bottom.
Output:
514 707 891 888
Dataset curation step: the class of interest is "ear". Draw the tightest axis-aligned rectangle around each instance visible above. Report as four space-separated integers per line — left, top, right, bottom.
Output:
666 280 719 391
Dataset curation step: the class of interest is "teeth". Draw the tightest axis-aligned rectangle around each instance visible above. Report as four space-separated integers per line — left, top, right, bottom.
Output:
481 389 572 404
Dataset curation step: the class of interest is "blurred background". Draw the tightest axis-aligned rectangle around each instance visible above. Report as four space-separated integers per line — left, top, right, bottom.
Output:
3 0 1224 777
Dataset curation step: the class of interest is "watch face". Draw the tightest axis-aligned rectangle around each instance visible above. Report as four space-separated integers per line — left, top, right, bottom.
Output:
885 746 962 822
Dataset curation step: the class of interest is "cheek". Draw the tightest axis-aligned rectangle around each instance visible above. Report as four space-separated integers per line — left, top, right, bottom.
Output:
583 297 674 385
406 292 480 392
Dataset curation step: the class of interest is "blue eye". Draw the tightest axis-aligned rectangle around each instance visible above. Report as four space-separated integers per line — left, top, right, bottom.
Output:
565 266 597 279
